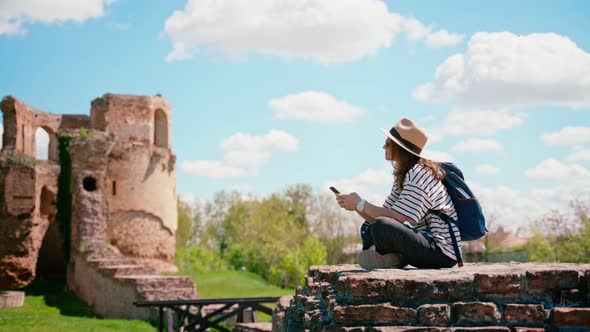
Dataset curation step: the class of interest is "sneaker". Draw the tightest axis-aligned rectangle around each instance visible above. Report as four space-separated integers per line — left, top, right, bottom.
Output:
356 250 401 270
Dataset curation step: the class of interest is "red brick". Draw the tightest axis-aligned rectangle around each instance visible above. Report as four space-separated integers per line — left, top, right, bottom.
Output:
551 307 590 328
418 304 451 326
342 277 390 302
386 278 473 305
502 304 546 327
366 328 450 332
474 273 520 294
332 304 417 325
559 289 583 305
526 270 579 292
306 276 314 287
322 327 366 332
452 302 501 326
451 328 510 332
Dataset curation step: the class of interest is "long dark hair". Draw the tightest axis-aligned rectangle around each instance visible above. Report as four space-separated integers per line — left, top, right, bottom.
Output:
389 140 445 191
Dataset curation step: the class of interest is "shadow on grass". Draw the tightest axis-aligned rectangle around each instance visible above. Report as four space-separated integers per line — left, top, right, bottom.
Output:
22 277 96 318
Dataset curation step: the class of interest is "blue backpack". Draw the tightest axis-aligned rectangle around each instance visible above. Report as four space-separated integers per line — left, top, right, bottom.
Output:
430 162 487 267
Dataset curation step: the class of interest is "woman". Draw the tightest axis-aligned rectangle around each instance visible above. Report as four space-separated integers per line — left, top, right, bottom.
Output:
336 118 460 269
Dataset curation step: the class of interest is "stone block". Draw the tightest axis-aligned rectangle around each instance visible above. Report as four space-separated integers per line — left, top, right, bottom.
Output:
367 328 450 332
502 304 546 327
272 296 292 332
323 327 366 332
332 304 417 326
418 304 451 326
0 291 25 308
559 289 584 305
526 270 579 292
551 307 590 328
451 328 510 332
232 322 272 332
452 302 501 326
341 276 390 303
474 273 521 294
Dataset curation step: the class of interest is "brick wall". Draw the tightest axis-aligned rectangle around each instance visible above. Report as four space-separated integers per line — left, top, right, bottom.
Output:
275 263 590 331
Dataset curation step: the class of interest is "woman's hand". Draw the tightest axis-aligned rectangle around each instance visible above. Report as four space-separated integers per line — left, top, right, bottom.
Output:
336 192 362 211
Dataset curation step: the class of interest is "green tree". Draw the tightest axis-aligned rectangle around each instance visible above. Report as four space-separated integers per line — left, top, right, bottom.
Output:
284 184 315 230
525 199 590 263
176 198 203 248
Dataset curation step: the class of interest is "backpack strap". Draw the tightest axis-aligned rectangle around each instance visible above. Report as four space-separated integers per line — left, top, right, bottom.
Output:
430 210 464 267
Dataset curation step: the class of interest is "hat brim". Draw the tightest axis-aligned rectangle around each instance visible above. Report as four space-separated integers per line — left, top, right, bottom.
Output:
379 128 423 158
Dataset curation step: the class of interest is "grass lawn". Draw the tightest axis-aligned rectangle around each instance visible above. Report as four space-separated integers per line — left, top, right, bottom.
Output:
0 269 295 331
177 269 295 322
0 279 155 332
185 270 295 298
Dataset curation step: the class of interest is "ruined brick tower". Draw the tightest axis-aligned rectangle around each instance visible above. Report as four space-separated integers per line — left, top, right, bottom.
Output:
0 94 195 319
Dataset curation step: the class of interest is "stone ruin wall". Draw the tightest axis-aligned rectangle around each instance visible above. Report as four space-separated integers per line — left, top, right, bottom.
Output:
90 94 177 264
64 130 194 319
0 94 196 320
273 263 590 332
0 96 76 288
0 94 178 289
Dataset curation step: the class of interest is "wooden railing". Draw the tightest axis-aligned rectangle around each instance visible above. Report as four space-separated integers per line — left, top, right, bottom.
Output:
134 296 281 332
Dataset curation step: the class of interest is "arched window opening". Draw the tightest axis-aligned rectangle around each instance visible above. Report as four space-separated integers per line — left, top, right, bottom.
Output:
112 181 117 196
35 127 50 160
154 109 168 148
83 177 97 192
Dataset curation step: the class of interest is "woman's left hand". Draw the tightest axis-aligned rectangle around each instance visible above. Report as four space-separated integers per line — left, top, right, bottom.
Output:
336 192 362 211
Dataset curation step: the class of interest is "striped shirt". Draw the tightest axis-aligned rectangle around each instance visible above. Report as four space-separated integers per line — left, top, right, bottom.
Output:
383 164 461 261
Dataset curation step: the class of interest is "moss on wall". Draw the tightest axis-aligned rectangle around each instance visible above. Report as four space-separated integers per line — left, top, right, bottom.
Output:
56 131 73 261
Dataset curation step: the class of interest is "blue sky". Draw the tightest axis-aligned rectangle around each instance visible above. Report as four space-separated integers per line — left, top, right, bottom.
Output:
1 0 589 232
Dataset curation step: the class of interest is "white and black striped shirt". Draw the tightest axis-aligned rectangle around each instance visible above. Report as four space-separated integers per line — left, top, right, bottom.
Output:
383 164 461 261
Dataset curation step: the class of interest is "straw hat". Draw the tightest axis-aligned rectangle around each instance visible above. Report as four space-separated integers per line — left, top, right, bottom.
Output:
379 118 428 157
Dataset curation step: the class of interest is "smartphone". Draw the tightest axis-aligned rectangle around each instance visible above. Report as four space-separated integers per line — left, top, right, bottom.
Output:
329 186 340 195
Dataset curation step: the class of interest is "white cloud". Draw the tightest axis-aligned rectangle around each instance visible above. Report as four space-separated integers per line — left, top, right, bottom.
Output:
0 0 114 35
567 148 590 162
269 91 366 123
181 160 246 179
326 165 393 204
452 138 502 153
179 192 198 203
402 17 463 48
472 181 590 234
525 159 590 180
165 43 194 63
413 32 590 108
163 0 462 63
425 29 464 48
220 130 298 153
471 183 544 233
543 127 590 146
421 149 453 162
183 130 299 179
432 109 525 139
475 164 499 175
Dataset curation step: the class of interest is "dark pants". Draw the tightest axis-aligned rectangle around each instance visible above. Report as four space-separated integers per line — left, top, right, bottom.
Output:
360 217 456 269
